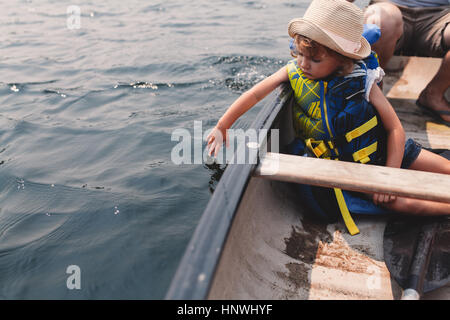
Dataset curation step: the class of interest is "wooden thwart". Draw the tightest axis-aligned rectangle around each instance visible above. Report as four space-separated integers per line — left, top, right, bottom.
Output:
254 152 450 204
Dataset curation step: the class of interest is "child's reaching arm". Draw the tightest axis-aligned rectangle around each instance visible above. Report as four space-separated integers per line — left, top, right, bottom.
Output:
207 66 289 157
369 83 406 204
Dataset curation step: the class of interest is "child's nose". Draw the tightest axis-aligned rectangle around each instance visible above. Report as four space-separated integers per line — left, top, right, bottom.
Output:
300 57 310 70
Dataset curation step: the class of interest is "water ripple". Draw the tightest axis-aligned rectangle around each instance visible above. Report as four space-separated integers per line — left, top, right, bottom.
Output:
0 0 307 299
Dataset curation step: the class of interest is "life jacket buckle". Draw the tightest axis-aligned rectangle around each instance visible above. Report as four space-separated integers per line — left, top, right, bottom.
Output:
305 139 328 158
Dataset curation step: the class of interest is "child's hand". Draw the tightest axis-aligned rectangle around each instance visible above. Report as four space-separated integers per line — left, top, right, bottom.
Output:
206 125 229 158
373 193 396 206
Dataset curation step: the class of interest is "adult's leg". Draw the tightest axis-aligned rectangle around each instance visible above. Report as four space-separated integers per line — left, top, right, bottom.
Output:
364 2 404 68
417 25 450 123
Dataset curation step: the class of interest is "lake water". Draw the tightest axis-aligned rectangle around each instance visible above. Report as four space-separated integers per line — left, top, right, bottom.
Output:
0 0 368 299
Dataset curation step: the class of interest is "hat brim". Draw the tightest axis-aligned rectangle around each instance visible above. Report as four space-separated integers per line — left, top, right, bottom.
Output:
288 18 371 60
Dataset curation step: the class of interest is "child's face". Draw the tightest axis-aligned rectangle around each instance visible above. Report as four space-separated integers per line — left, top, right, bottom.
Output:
296 46 342 80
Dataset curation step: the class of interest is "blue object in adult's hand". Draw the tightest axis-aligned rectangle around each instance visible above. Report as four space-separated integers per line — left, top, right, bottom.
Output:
363 24 381 45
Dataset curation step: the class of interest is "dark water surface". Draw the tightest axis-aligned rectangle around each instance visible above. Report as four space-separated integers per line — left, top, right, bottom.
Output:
0 0 315 299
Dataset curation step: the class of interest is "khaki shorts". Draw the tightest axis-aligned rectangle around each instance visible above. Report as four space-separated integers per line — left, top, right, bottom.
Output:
370 1 450 57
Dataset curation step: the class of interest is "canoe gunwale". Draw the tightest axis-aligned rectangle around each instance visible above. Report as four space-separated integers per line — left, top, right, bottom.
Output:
165 84 292 299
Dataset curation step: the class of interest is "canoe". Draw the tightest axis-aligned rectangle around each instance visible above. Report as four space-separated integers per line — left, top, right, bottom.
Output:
166 56 450 300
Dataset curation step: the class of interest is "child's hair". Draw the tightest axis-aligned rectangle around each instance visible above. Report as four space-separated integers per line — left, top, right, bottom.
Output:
291 35 355 77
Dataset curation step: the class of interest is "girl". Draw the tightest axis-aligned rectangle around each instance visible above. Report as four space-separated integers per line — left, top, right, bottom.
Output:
206 0 450 234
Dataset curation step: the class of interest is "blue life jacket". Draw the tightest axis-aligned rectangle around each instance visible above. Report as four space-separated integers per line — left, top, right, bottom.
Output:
286 53 387 235
286 55 386 166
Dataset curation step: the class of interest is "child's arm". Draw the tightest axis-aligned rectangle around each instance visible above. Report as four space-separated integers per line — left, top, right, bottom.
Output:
207 66 289 157
369 83 406 204
369 84 405 168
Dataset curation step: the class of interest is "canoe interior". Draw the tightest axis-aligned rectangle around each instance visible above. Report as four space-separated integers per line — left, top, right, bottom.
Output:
384 56 450 150
208 56 450 300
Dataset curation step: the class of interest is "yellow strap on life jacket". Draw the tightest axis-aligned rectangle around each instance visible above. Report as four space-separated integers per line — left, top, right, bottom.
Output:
325 116 378 156
305 139 328 158
306 139 361 235
352 141 378 164
345 116 378 143
334 187 360 235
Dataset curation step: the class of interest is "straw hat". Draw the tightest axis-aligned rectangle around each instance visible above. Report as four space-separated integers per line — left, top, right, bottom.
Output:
288 0 371 60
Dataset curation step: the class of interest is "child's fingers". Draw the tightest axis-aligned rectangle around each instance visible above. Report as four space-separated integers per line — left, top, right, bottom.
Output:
373 193 380 205
214 143 221 158
373 193 396 205
206 126 227 158
206 130 217 142
207 131 215 143
373 193 385 205
381 194 394 203
208 141 216 157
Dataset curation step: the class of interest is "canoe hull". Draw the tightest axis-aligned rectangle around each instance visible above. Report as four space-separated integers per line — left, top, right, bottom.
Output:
208 177 402 299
